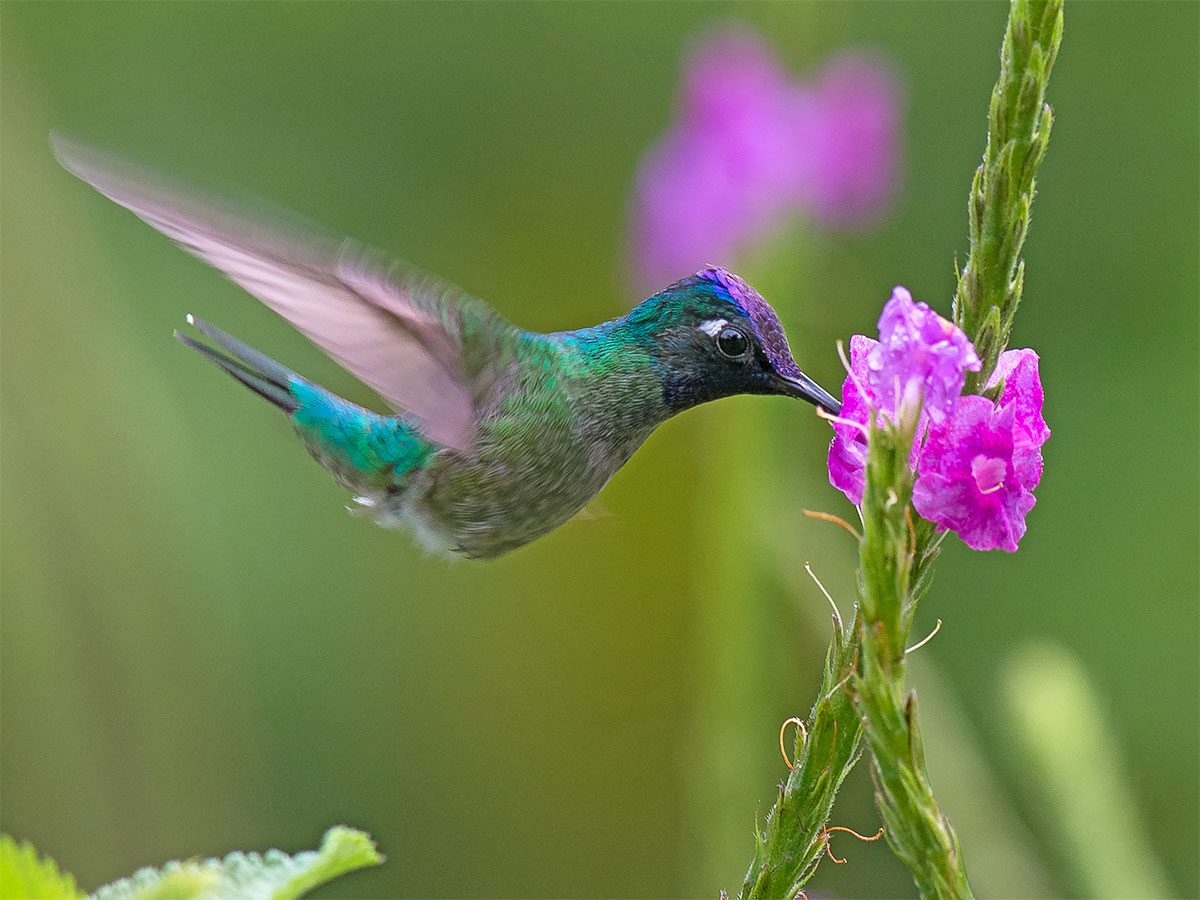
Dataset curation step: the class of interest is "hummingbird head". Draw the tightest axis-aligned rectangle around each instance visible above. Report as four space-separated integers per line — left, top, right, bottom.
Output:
632 266 841 416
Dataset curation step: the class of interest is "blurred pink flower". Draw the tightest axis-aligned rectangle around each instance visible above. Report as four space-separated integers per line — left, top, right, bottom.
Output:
794 54 902 226
629 26 902 290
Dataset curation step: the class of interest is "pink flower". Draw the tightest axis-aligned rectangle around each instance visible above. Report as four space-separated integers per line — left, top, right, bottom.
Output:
629 26 902 291
827 287 977 504
825 291 1048 551
988 347 1050 489
910 348 1050 551
867 287 981 425
828 333 929 505
827 334 873 504
912 397 1039 552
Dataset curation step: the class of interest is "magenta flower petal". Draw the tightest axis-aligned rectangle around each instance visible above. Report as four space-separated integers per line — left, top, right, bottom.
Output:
866 287 980 424
913 396 1036 552
989 349 1049 441
827 331 932 504
826 301 1047 553
827 334 876 504
988 348 1050 490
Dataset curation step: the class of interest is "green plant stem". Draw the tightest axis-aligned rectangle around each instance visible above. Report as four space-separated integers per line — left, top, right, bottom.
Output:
852 3 1062 897
737 2 1061 895
854 414 971 900
956 0 1063 390
739 605 862 898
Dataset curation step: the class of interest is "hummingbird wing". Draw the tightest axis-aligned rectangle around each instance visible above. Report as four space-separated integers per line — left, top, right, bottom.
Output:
52 135 511 451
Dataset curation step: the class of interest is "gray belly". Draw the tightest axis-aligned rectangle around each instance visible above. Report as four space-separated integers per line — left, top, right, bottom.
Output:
392 426 648 559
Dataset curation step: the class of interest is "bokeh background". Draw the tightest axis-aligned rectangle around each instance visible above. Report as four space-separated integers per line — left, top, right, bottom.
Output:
2 3 1196 898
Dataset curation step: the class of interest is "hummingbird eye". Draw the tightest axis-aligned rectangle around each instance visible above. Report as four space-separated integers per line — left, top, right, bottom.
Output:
715 326 750 359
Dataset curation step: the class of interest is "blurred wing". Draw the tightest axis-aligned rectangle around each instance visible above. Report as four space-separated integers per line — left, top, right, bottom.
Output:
52 135 508 450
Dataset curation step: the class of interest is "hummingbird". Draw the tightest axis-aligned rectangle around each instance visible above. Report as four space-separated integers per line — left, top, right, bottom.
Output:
54 137 840 559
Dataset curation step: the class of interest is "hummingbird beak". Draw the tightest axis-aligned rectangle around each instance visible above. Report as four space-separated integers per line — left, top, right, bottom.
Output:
774 371 842 415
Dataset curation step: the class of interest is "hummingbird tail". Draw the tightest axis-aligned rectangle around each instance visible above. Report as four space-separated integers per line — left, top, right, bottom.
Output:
176 315 435 497
174 316 299 413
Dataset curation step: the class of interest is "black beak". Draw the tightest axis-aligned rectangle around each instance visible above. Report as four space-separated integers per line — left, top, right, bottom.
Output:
775 371 842 415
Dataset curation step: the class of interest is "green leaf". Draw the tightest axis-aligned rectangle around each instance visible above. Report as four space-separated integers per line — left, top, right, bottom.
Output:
89 826 383 900
0 834 84 899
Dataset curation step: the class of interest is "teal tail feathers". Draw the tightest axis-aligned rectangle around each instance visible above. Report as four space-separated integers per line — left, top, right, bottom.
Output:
177 316 436 493
175 315 299 413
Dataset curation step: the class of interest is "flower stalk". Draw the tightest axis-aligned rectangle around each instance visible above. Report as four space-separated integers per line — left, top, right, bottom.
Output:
955 0 1064 390
739 605 863 898
850 2 1061 897
737 1 1061 896
854 412 971 899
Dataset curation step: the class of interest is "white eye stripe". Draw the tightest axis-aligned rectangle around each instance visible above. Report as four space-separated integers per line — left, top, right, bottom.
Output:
698 318 729 337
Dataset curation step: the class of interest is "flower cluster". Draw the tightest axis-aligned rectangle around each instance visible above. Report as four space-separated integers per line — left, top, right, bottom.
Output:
865 287 980 425
828 288 1048 552
629 26 901 290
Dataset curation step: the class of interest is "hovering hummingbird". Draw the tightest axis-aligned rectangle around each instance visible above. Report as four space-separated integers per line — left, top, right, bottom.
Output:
54 137 840 559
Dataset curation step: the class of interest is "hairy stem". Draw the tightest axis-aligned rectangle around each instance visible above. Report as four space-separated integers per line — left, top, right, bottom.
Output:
854 415 971 899
739 607 863 898
956 0 1064 390
853 3 1062 897
736 2 1061 896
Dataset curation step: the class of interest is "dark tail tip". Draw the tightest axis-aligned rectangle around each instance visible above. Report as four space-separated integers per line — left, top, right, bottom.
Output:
175 320 299 414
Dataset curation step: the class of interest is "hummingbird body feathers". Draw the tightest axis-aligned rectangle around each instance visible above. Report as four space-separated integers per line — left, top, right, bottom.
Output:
189 311 669 558
54 137 840 559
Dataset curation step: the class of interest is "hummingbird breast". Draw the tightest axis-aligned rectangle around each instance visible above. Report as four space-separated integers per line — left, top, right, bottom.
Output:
398 333 667 558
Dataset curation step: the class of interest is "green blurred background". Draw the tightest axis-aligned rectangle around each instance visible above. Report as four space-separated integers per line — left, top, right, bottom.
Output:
2 3 1196 897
